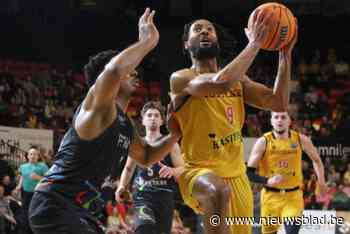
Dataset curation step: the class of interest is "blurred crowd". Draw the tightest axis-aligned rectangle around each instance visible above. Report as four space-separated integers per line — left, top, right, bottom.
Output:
245 47 350 140
0 46 350 233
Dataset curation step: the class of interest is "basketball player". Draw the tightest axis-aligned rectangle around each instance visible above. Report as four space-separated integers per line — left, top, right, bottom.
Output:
247 112 327 234
28 8 180 234
116 101 184 234
169 13 298 234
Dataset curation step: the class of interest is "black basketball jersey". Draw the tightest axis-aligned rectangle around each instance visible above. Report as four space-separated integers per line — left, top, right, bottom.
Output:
42 105 133 199
133 145 176 193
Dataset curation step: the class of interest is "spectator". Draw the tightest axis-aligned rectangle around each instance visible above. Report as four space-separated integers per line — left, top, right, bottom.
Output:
330 184 350 210
0 184 17 234
15 146 49 205
305 194 323 210
13 146 48 234
343 163 350 186
326 165 341 185
316 182 337 210
0 156 16 196
341 182 350 198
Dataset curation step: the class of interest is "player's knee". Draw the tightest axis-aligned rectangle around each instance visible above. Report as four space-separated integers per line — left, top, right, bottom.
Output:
205 184 218 199
204 183 230 206
193 174 231 210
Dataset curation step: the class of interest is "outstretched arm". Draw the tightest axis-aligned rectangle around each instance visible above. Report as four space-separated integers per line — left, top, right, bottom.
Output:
115 157 137 202
129 131 180 167
243 19 298 112
86 8 159 110
75 8 159 140
300 134 327 194
170 10 271 98
118 157 137 190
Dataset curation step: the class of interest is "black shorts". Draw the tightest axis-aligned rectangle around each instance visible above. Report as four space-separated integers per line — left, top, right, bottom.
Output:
133 190 174 234
29 191 105 234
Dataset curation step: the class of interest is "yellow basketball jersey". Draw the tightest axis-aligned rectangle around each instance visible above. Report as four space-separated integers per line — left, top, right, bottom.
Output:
174 82 245 177
259 130 303 189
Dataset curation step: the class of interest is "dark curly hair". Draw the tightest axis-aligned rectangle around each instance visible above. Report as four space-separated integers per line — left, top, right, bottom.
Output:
182 20 237 65
83 50 119 87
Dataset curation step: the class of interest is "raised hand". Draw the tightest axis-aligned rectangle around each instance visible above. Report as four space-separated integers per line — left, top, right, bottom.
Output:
245 9 273 48
2 175 11 185
138 8 159 48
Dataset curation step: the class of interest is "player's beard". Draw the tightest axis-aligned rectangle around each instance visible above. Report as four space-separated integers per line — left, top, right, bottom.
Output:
188 42 220 60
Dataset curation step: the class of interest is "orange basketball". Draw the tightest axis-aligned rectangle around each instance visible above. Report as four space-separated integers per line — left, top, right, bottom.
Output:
248 2 296 51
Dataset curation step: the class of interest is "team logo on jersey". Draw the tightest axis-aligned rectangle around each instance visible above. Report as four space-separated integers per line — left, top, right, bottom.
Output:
205 89 242 98
116 134 130 150
136 177 146 190
208 133 216 139
208 131 242 150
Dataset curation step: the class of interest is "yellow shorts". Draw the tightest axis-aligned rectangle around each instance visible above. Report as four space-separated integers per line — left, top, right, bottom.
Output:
260 188 304 234
178 168 253 234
